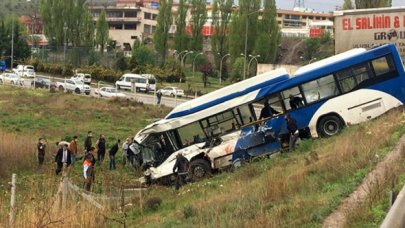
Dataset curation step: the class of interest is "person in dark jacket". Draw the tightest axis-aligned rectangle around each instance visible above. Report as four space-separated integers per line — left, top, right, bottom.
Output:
172 152 189 190
259 100 280 120
84 131 93 153
285 114 299 152
55 143 72 175
37 138 47 166
108 139 120 170
96 134 106 162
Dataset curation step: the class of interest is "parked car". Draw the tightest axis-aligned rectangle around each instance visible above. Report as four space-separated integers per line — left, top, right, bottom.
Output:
95 87 126 98
158 87 184 97
71 73 91 85
13 65 36 78
57 79 91 95
0 72 24 86
31 77 56 89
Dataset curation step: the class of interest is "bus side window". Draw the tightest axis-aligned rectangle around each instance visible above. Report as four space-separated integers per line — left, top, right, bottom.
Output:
281 86 303 111
372 55 396 76
302 74 337 104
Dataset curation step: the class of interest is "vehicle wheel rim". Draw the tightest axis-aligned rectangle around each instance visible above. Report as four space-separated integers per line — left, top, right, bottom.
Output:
324 120 339 135
193 166 206 178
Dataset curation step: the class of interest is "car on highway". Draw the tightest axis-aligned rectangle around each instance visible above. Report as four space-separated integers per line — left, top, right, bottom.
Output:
31 77 56 89
158 86 184 97
71 73 91 85
57 79 91 95
0 72 24 86
13 65 36 78
95 87 126 98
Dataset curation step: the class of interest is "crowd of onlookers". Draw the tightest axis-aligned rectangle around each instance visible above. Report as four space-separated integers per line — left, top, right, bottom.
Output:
36 131 138 191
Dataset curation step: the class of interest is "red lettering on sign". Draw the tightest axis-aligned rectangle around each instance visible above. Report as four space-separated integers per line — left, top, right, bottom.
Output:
342 18 353 30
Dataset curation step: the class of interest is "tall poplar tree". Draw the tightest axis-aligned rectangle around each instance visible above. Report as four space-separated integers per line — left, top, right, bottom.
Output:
342 0 354 9
95 9 109 54
188 0 207 51
153 0 173 64
211 0 233 73
355 0 391 9
254 0 280 63
173 0 188 52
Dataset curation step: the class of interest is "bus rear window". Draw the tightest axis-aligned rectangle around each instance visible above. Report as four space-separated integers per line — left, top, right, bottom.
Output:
372 55 395 76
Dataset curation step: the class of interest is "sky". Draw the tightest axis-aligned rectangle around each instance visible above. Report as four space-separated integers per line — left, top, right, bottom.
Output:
275 0 404 12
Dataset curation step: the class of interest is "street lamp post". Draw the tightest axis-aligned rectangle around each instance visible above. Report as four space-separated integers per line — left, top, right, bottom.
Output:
63 23 68 65
181 51 193 69
219 53 230 85
11 13 14 69
243 10 261 80
247 54 260 78
192 52 203 78
177 50 188 61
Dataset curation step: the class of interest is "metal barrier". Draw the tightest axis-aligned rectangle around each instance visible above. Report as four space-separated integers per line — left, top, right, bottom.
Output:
381 183 405 228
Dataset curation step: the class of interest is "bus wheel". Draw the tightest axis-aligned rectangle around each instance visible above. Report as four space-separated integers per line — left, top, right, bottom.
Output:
189 159 211 182
317 115 343 137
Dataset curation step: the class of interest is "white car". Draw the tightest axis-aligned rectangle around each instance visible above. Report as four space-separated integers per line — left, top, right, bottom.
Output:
71 73 91 85
13 65 36 78
0 73 24 86
159 87 184 97
95 87 126 98
58 79 91 95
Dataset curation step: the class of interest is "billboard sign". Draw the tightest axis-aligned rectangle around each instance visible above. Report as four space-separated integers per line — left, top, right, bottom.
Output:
334 8 405 61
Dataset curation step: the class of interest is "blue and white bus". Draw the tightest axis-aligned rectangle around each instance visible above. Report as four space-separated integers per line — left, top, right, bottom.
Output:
135 44 405 184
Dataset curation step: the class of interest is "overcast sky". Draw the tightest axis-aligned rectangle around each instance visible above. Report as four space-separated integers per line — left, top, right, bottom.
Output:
275 0 404 12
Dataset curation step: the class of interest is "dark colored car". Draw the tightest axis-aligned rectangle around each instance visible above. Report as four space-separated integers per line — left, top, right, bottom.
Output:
31 77 56 89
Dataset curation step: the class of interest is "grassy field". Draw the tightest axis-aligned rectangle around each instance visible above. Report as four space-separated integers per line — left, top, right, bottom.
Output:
0 86 405 227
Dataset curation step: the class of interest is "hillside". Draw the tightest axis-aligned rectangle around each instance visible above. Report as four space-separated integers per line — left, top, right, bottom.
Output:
1 87 405 227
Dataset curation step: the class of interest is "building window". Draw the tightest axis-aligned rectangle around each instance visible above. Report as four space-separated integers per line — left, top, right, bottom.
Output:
125 11 137 18
144 24 151 34
144 12 152 20
152 26 156 33
124 23 137 30
107 11 123 18
152 14 158 20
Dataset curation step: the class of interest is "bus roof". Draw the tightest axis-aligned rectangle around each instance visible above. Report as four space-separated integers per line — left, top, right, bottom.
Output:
166 68 289 119
136 68 289 136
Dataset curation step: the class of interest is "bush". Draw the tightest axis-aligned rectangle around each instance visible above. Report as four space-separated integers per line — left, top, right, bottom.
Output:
145 197 162 212
183 205 197 219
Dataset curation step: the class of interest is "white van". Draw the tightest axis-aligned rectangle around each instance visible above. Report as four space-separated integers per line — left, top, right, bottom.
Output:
115 73 156 92
13 65 36 78
71 73 91 85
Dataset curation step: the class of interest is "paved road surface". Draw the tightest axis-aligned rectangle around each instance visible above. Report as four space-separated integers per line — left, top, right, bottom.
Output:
7 76 189 108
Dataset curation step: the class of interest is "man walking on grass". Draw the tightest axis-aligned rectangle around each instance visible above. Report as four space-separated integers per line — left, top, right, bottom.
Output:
84 131 93 153
109 139 120 170
173 152 189 190
37 138 47 166
55 143 72 175
83 147 96 191
69 136 78 165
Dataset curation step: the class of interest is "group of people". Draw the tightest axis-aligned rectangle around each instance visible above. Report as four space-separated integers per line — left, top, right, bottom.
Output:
36 131 139 191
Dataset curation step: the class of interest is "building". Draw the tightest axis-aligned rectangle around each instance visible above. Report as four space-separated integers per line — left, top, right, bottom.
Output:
90 0 160 51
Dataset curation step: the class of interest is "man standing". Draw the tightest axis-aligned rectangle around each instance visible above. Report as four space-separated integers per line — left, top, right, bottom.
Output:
96 134 106 162
109 139 120 170
156 90 162 105
172 152 189 190
83 147 97 191
285 114 299 152
259 100 280 120
122 138 130 166
84 131 93 153
37 138 47 166
55 143 72 175
69 136 78 165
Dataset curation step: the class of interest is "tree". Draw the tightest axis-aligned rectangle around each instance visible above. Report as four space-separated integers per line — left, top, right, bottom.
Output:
342 0 354 9
230 57 245 81
228 0 261 64
153 0 173 64
188 0 207 51
95 9 109 55
355 0 391 9
254 0 280 63
200 62 214 88
40 0 94 48
173 0 189 52
211 0 233 76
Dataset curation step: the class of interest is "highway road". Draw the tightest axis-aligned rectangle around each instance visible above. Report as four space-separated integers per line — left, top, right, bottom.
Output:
5 75 189 108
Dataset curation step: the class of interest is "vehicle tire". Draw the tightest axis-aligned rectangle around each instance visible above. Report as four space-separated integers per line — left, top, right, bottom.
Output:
75 88 80 94
117 85 121 90
85 91 90 95
136 87 140 92
59 85 64 91
171 93 175 97
11 81 14 85
188 159 211 182
317 115 344 137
